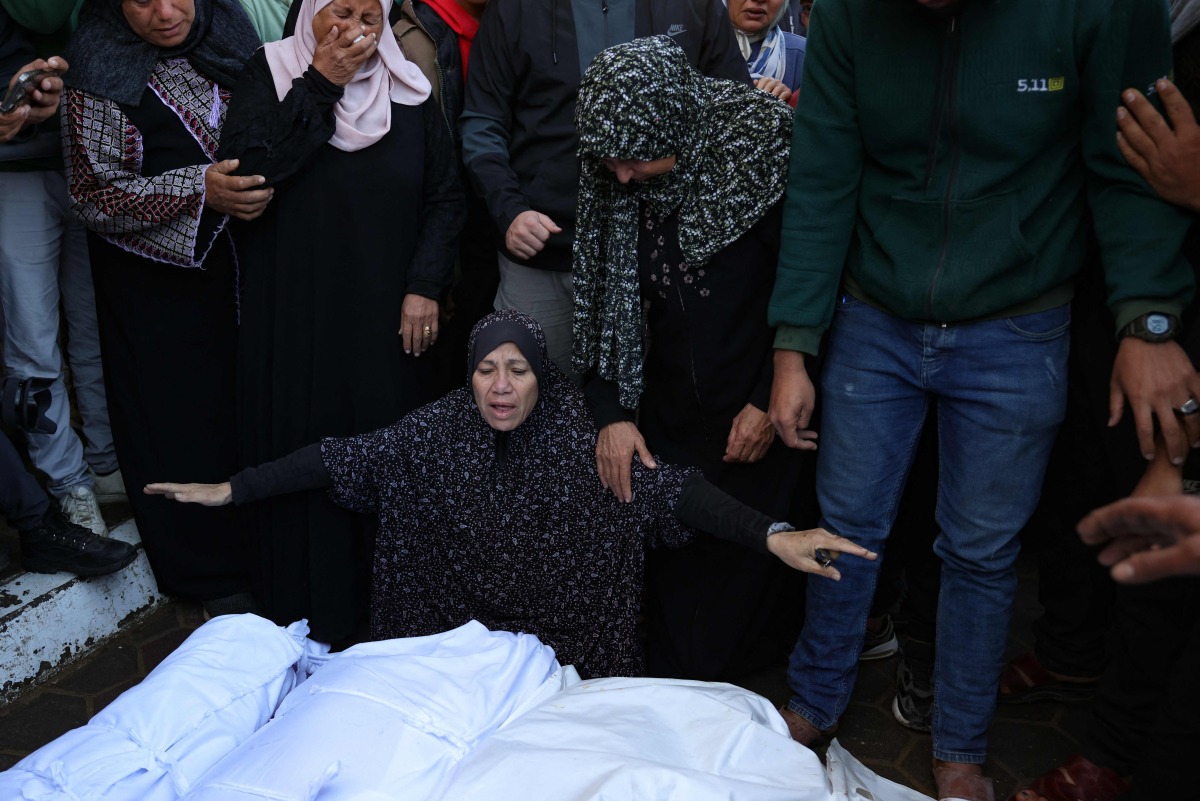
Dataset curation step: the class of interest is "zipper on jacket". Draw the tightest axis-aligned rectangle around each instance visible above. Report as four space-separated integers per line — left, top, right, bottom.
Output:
602 0 609 48
926 10 962 321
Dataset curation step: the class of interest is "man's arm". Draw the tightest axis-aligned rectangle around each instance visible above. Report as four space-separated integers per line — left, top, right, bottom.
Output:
460 0 533 242
1080 0 1199 463
766 0 861 447
0 8 63 142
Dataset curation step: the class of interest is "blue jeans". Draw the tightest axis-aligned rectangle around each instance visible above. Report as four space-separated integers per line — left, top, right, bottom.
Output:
0 171 116 495
786 297 1069 763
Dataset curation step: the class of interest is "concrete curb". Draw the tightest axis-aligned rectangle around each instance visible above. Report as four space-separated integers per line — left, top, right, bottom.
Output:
0 520 163 704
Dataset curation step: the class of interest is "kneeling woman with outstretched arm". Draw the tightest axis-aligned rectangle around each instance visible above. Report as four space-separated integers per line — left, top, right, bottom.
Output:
147 311 873 677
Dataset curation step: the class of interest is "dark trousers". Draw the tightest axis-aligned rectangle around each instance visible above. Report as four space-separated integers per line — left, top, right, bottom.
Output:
1 432 49 530
1083 579 1200 800
1024 266 1134 677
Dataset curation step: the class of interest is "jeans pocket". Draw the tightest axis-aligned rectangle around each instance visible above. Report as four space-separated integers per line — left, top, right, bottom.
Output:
834 293 865 311
1004 304 1071 341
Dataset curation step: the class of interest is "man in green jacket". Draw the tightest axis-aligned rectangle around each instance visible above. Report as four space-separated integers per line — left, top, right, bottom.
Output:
766 0 1198 796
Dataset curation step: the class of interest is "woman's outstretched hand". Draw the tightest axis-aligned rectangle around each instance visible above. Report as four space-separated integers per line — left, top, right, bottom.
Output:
766 527 876 580
144 482 233 506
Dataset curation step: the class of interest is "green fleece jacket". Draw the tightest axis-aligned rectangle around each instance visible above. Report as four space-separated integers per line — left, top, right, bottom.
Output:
770 0 1195 356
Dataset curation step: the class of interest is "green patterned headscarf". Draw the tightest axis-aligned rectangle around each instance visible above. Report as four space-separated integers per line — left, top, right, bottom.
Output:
572 36 792 409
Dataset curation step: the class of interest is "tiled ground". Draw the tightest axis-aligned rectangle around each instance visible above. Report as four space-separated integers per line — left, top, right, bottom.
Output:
0 543 1083 799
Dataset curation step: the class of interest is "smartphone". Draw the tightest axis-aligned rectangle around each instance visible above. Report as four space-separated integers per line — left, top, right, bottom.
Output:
0 68 60 114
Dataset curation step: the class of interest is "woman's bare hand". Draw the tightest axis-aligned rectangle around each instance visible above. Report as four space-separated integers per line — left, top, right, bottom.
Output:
205 159 274 220
754 76 792 104
312 24 378 86
766 527 876 580
400 293 439 356
144 482 233 506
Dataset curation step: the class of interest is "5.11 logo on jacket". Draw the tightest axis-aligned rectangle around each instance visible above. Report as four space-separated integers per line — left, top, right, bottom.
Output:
1017 77 1066 93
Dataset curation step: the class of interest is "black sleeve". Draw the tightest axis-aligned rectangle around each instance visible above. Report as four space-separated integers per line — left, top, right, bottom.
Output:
460 0 529 235
582 368 637 429
215 49 341 186
230 443 332 504
672 472 775 555
0 7 34 88
696 0 751 84
405 97 465 300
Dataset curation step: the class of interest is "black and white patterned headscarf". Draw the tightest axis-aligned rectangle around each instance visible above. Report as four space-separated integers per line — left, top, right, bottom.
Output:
572 36 792 409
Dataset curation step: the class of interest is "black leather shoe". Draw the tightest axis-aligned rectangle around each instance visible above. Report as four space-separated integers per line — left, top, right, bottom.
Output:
19 510 137 577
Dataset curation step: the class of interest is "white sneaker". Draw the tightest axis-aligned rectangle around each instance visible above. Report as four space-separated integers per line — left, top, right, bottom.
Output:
60 485 108 537
92 468 127 503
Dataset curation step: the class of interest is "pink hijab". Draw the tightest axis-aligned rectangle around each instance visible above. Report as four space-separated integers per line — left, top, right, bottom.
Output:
263 0 431 152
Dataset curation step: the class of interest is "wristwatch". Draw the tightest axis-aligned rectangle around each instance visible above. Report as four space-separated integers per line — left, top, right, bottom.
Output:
1118 312 1179 343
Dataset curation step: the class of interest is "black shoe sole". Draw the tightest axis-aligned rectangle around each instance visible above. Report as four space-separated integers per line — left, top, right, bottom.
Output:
22 546 137 578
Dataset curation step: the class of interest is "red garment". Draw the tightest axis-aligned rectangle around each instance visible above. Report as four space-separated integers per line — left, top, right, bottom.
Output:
421 0 480 79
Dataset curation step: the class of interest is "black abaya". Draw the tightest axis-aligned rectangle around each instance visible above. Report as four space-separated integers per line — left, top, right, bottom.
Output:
218 51 462 641
586 204 817 681
76 79 249 601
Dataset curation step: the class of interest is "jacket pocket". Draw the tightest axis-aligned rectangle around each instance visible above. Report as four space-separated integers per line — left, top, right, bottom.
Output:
864 190 1036 321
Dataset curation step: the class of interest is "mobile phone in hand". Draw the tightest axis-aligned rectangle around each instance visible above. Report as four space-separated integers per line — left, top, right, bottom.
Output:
0 68 60 114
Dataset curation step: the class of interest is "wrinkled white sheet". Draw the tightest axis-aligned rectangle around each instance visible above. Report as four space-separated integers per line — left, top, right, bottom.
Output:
2 616 926 801
0 615 323 801
827 740 934 801
440 676 833 801
182 621 562 801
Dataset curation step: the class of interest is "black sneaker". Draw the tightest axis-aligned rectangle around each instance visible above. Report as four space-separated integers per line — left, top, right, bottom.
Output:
891 645 933 733
19 509 137 577
859 614 899 661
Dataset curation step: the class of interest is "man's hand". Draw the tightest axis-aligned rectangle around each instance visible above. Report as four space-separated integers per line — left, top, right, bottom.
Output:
312 24 378 86
0 104 30 142
595 420 656 503
0 56 67 141
144 482 233 506
1078 495 1200 583
1108 337 1200 464
753 76 792 104
23 56 66 125
205 159 274 220
505 210 561 260
766 526 876 581
723 403 776 463
768 349 818 450
1117 79 1200 214
400 293 439 356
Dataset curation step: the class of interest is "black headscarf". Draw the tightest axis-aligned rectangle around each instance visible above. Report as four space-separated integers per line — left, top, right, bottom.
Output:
469 318 545 388
66 0 260 106
571 36 792 409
